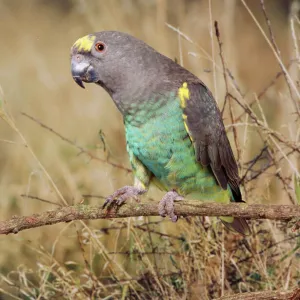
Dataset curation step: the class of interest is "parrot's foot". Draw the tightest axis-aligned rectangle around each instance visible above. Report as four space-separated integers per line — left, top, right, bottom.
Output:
103 186 146 208
158 191 184 222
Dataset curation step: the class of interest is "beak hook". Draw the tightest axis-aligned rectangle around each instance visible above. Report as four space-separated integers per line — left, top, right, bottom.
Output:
73 76 85 89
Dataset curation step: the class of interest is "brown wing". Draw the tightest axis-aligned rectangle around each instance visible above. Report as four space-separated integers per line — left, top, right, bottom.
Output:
182 81 241 201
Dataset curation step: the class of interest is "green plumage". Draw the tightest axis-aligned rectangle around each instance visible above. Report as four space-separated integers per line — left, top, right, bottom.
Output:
70 30 251 235
125 91 229 203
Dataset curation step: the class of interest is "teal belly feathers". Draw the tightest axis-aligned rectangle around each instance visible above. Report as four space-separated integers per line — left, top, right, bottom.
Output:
125 93 231 203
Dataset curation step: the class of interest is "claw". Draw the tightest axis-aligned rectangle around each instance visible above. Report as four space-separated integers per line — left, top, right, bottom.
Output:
103 197 114 209
103 186 146 209
158 191 184 222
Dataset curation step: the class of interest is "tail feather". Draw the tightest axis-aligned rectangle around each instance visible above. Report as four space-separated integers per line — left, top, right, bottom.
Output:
223 185 251 236
220 217 251 236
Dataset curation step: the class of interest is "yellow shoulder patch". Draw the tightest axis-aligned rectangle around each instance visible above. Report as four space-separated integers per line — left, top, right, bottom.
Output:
182 113 194 142
73 35 96 52
178 82 190 108
178 84 193 142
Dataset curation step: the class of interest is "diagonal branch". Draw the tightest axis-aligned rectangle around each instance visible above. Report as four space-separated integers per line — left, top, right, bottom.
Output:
1 200 299 235
21 112 132 173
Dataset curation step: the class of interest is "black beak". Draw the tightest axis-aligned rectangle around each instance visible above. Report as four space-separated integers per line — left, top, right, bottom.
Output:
71 58 96 89
73 76 85 89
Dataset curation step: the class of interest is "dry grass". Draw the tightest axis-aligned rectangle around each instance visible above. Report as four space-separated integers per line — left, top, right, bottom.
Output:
0 0 299 299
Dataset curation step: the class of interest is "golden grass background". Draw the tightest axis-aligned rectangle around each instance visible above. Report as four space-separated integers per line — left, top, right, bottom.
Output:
0 0 299 299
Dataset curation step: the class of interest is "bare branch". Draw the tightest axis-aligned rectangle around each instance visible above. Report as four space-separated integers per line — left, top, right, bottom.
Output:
234 60 295 123
260 0 300 117
215 287 300 300
214 21 241 166
1 200 299 235
21 112 132 173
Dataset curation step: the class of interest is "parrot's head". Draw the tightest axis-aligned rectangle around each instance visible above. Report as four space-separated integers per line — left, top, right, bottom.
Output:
70 31 188 113
70 31 163 93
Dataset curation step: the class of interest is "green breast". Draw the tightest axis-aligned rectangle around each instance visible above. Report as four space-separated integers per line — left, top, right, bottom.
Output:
125 92 230 202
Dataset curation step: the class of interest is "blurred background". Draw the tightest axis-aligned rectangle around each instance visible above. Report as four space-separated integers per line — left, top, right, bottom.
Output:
0 0 299 299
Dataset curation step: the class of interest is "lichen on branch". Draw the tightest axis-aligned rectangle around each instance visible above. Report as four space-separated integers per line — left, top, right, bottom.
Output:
0 200 299 235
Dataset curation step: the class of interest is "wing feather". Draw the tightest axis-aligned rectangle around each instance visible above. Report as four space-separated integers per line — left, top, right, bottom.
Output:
181 81 241 201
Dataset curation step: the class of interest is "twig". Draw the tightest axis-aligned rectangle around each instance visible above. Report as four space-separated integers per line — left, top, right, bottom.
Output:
241 0 300 115
214 21 229 115
214 21 241 163
260 0 298 116
228 94 300 154
214 288 300 300
226 68 244 98
1 201 299 235
243 152 286 183
209 1 218 102
234 61 294 123
236 233 300 265
20 194 62 207
260 0 281 56
21 112 132 173
0 111 67 206
101 225 181 240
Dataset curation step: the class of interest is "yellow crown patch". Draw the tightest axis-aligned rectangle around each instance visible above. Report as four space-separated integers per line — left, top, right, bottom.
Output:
73 35 96 52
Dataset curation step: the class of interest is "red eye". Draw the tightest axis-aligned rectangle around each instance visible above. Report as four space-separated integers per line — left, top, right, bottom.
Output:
95 42 106 52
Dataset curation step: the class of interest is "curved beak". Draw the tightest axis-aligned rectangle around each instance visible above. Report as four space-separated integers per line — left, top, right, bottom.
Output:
71 58 97 89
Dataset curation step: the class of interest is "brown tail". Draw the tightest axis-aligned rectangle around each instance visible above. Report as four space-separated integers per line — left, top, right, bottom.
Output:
220 217 251 236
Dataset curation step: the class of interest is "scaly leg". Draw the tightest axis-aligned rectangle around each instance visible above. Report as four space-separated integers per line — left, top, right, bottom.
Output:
103 185 147 208
158 191 184 222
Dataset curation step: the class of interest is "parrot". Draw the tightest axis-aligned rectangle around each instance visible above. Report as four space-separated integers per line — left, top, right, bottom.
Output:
70 31 250 235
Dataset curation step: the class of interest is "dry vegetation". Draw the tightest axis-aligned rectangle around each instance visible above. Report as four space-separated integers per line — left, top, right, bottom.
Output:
0 0 299 299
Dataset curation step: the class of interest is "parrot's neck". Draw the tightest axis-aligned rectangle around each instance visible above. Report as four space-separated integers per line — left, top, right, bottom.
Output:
98 71 169 116
96 49 195 116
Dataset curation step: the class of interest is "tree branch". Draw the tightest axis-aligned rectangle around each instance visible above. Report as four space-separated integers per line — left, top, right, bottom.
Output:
1 201 299 235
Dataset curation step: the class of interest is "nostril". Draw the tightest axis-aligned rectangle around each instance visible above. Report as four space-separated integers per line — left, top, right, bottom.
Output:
76 55 82 62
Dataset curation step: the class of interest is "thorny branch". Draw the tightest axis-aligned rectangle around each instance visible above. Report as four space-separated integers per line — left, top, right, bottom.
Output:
0 200 299 235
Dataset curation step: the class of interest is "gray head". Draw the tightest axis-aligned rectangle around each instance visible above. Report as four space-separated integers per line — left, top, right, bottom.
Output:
70 31 194 113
